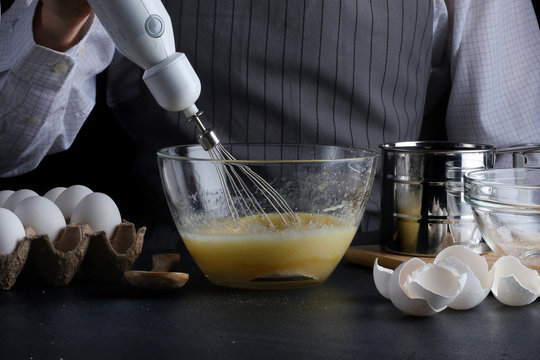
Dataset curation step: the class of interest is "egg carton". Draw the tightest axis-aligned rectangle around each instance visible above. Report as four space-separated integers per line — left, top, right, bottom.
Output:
0 221 145 290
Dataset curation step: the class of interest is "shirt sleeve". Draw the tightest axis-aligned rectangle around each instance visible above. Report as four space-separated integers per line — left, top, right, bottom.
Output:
0 0 115 177
438 0 540 165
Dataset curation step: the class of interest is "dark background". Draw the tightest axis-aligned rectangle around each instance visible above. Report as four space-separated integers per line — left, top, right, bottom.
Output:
0 71 140 222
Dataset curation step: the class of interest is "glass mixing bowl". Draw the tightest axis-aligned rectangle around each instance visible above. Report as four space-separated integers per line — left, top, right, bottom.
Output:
157 144 378 289
464 168 540 270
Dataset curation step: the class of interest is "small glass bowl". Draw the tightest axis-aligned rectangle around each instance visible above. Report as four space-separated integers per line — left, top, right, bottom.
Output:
464 167 540 270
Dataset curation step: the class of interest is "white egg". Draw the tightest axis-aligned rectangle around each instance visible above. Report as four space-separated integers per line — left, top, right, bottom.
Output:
14 196 66 242
71 192 122 238
434 245 492 310
43 187 67 203
0 190 15 207
3 189 39 211
54 185 93 220
0 208 26 254
489 256 540 306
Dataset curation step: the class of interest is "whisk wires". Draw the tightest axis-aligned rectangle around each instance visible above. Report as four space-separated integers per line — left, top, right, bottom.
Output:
189 112 299 228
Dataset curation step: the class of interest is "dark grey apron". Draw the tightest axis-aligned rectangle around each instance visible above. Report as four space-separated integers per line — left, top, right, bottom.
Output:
107 0 435 248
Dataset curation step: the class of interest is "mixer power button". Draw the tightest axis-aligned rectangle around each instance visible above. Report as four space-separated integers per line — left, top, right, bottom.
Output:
145 14 165 38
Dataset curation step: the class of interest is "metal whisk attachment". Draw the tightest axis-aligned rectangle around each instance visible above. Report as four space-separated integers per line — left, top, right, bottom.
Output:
189 111 299 228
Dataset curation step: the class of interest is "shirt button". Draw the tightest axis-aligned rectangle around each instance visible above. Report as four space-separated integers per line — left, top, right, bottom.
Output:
77 43 86 56
53 63 69 74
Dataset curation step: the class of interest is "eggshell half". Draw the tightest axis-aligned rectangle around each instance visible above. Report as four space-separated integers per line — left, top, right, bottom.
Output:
407 263 467 311
373 258 393 299
490 256 540 306
434 245 492 310
387 258 441 316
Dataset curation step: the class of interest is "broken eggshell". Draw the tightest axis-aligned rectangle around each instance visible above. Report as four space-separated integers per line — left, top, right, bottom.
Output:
489 256 540 306
434 245 492 310
407 264 467 311
373 258 392 299
379 257 466 316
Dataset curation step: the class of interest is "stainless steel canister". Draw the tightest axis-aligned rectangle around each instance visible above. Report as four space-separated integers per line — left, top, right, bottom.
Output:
379 141 496 256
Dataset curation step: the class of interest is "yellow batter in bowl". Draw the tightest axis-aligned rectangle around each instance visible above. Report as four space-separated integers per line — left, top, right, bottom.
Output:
181 213 357 289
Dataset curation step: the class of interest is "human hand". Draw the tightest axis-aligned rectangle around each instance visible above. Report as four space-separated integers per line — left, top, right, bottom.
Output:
34 0 93 52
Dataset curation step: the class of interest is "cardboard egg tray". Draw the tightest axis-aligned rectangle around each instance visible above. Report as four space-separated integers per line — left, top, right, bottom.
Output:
0 221 145 290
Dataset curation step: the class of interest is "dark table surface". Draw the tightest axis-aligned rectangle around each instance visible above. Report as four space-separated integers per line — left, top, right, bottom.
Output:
1 231 539 360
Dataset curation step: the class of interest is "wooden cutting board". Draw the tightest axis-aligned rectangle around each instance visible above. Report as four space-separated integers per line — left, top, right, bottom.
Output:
344 245 499 270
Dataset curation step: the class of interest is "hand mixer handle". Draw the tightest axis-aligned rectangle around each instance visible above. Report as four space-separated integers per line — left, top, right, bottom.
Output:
87 0 201 115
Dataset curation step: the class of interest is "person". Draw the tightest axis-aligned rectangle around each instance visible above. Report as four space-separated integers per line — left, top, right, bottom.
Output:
1 0 539 249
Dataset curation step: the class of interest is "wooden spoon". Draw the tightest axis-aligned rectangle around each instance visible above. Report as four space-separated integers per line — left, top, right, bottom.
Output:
124 253 189 290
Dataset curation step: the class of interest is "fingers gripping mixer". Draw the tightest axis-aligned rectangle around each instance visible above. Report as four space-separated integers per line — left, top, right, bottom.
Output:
87 0 218 149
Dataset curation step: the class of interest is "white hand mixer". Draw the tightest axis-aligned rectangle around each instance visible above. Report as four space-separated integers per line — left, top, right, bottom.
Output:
87 0 297 226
